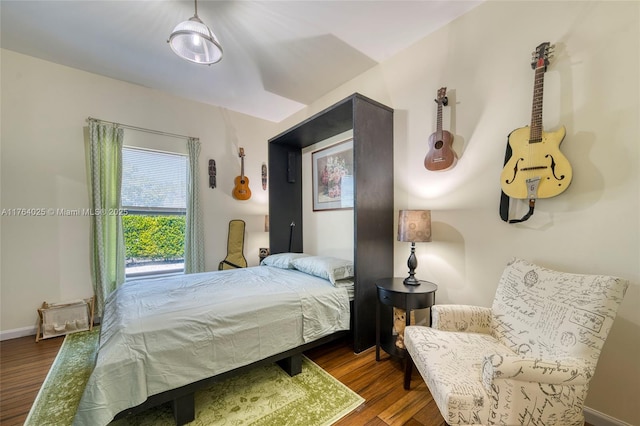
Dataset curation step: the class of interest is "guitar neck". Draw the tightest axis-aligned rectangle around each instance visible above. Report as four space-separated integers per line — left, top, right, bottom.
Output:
530 66 545 143
436 103 443 133
238 148 245 179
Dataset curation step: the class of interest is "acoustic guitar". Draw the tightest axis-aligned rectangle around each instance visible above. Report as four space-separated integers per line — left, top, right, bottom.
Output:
232 148 251 200
424 87 457 171
500 42 572 200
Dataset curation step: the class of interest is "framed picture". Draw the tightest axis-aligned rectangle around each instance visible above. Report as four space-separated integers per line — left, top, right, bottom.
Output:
312 139 354 211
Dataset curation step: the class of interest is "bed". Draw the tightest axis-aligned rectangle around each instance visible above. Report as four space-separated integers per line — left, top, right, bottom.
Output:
73 254 353 426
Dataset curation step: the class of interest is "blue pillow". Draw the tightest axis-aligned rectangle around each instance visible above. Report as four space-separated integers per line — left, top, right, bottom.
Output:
291 256 354 284
260 252 310 269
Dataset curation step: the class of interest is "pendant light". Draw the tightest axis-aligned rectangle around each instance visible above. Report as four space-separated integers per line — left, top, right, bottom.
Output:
168 0 223 65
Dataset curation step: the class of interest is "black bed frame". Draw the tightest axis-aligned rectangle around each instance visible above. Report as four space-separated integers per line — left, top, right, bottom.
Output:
113 93 394 425
113 329 350 425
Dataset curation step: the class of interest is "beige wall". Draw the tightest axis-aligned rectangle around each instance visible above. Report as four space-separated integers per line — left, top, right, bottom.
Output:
274 1 639 423
1 0 638 423
301 129 354 261
1 49 276 334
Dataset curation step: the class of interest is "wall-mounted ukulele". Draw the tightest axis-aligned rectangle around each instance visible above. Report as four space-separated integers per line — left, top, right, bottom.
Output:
232 147 252 200
500 42 572 222
424 87 457 171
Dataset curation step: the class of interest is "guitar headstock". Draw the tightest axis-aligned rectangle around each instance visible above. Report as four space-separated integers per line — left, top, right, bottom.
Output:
531 42 554 71
238 147 245 158
435 87 448 106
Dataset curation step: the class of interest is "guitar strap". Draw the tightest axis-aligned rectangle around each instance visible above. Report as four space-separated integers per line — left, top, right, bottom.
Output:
220 259 244 269
500 135 535 223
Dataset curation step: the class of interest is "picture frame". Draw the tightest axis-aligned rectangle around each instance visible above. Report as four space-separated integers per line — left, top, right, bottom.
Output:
312 139 354 211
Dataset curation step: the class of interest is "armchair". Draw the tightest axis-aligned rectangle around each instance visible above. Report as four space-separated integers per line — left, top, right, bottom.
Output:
404 258 628 426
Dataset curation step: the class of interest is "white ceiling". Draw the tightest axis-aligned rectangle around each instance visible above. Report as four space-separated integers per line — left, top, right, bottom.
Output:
0 1 482 122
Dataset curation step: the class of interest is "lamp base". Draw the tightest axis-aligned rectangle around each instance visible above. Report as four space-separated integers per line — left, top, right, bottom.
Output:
403 276 421 286
404 242 420 285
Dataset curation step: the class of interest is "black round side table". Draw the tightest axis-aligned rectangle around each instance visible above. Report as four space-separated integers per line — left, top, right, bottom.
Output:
375 277 437 360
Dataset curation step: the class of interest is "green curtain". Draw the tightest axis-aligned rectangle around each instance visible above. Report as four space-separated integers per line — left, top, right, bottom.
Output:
88 121 125 316
184 138 205 273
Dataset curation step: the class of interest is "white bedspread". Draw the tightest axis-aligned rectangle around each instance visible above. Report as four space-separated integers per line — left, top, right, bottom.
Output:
73 266 350 426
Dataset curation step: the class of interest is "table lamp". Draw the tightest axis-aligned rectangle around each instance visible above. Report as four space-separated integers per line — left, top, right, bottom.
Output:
397 210 431 285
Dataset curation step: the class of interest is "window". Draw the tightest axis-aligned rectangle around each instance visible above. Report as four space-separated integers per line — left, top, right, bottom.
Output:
121 147 187 277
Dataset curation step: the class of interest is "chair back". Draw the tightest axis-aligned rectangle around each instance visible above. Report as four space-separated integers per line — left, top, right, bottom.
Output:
491 258 628 361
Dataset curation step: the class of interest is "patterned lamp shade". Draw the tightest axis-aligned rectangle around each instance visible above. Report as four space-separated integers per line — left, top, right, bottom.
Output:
397 210 431 243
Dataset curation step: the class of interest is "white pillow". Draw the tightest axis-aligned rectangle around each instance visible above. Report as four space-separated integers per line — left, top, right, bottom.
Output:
260 252 310 269
291 256 354 284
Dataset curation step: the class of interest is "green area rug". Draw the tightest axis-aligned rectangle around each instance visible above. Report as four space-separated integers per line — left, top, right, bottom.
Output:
26 328 364 426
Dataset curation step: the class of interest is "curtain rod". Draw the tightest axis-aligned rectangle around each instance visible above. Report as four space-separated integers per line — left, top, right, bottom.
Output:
87 117 198 141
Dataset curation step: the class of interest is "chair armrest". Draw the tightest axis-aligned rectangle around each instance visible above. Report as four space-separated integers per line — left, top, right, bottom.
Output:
431 304 493 334
482 354 595 386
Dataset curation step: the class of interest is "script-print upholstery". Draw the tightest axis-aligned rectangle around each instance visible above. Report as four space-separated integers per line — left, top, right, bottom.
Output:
404 258 628 426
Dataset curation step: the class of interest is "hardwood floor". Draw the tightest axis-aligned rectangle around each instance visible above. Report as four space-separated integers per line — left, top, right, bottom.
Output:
0 335 64 426
0 334 444 425
305 337 447 426
0 334 593 426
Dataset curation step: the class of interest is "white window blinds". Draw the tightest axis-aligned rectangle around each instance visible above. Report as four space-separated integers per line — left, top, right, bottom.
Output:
121 147 187 211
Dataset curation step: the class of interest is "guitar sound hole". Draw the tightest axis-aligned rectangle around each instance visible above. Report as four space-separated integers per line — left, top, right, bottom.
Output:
435 141 444 149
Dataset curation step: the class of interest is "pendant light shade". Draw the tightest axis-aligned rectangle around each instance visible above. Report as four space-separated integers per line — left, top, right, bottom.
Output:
168 0 223 65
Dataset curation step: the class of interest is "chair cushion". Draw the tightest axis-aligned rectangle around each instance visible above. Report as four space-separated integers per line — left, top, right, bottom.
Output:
405 326 514 425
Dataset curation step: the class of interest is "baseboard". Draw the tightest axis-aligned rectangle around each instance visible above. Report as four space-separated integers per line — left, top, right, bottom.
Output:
0 326 37 341
584 406 632 426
